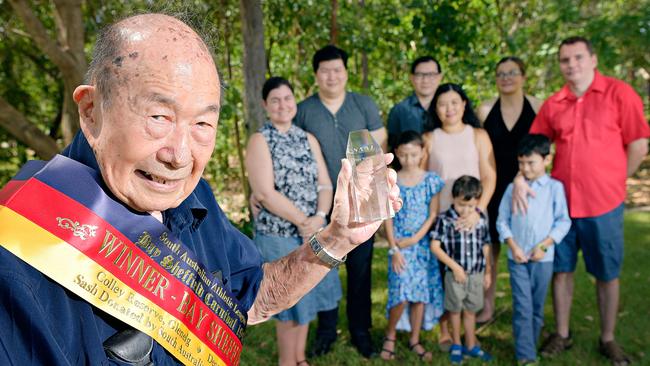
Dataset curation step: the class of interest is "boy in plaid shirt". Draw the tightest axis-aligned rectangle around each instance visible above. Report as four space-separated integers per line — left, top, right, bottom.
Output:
431 175 492 364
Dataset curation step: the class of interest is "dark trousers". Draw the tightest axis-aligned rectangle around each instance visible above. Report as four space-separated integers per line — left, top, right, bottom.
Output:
316 237 374 340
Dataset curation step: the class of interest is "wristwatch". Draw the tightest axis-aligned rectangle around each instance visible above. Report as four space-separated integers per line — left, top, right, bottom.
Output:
309 230 346 269
388 246 400 255
537 244 548 253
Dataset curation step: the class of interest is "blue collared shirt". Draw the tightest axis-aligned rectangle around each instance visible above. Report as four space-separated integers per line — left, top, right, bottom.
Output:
0 132 263 364
496 174 571 262
387 93 430 149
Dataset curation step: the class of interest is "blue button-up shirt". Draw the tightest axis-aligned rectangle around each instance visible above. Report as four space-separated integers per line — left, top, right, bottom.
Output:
496 174 571 262
0 132 263 365
387 93 430 149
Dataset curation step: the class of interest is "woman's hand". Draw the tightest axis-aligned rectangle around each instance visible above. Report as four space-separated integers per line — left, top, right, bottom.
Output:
298 216 326 238
483 269 492 289
249 193 263 218
512 174 535 215
455 210 480 231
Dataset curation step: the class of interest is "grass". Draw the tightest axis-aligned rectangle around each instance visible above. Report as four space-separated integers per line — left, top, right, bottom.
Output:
240 212 650 365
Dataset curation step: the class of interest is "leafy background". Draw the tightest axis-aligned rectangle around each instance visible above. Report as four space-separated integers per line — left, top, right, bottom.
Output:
1 0 648 227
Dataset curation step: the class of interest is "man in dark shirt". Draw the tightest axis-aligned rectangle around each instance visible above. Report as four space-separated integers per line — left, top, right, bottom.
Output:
295 45 387 358
387 56 443 150
0 14 401 365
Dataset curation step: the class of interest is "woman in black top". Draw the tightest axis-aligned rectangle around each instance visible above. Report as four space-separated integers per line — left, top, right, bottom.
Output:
476 57 543 323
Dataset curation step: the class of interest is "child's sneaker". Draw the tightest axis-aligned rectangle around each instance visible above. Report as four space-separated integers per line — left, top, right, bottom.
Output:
449 344 463 364
463 345 493 362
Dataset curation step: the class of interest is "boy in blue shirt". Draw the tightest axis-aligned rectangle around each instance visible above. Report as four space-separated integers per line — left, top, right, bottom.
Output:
497 134 571 365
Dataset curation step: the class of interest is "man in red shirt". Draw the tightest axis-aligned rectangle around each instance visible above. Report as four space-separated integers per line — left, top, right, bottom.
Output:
519 36 649 365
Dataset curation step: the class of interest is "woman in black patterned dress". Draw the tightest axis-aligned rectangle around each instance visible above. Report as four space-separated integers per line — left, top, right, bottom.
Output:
245 77 340 366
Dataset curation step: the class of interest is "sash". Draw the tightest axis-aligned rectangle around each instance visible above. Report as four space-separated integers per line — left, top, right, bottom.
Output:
0 155 246 366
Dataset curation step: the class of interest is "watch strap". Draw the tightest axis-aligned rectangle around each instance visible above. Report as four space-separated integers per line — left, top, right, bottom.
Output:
308 230 346 268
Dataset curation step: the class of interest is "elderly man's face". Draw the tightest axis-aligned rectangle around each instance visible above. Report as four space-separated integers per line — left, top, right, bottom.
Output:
75 20 220 214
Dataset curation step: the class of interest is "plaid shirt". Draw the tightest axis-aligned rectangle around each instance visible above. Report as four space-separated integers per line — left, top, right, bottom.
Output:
430 206 491 274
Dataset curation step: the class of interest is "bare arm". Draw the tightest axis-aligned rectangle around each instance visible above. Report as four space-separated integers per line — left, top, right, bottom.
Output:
627 138 648 177
476 98 497 124
399 193 439 248
430 240 466 283
475 129 496 212
308 134 333 214
247 154 401 324
245 133 308 226
420 131 432 170
482 244 492 289
298 135 334 236
385 217 398 248
370 127 388 154
430 240 462 273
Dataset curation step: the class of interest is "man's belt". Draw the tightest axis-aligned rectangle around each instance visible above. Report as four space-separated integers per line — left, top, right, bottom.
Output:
0 155 246 366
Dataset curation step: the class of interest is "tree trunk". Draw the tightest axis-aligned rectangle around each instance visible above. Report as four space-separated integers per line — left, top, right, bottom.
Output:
8 0 86 151
239 0 267 136
330 0 338 45
359 0 368 89
0 97 60 159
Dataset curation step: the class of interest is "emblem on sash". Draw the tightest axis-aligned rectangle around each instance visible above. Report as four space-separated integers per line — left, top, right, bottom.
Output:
56 217 98 240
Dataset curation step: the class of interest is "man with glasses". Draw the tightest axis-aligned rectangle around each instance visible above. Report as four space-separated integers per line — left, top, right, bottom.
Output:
387 56 443 150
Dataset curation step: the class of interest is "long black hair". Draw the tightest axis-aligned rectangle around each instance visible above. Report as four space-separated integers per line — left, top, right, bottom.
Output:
425 83 480 131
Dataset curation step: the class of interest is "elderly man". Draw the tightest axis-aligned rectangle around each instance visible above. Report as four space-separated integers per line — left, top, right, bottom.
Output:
0 14 400 365
517 36 649 366
387 55 443 150
294 45 387 358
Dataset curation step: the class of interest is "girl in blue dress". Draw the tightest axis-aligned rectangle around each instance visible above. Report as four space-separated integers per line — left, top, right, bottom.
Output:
380 131 445 361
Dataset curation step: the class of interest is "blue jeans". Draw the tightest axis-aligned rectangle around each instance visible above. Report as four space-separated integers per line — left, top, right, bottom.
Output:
508 259 553 361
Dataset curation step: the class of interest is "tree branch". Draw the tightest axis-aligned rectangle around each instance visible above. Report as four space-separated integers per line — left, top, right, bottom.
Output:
0 96 60 159
8 0 82 78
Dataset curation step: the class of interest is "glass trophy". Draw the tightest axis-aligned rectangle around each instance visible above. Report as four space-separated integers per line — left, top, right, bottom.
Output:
346 129 394 223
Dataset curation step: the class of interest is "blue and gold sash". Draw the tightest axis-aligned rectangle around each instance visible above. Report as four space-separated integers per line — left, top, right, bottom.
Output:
0 155 245 366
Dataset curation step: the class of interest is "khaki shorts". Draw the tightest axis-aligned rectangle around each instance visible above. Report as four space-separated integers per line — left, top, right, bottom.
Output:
444 271 484 313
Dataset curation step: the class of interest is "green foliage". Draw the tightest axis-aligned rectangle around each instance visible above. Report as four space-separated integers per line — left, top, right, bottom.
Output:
0 0 648 221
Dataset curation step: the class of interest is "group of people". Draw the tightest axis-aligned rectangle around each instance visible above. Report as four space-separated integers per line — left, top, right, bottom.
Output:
0 11 647 366
0 14 402 366
246 36 649 366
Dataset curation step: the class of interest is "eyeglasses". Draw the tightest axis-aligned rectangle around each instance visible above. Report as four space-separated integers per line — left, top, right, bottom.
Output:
496 70 522 79
413 72 440 80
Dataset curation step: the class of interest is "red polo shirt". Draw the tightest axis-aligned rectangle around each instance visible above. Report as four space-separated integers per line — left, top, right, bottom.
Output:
531 70 650 218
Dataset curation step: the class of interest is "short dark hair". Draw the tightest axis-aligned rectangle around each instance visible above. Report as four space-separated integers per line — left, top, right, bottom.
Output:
262 77 294 101
496 56 526 76
396 130 424 148
517 134 551 158
559 36 594 55
410 56 442 74
452 175 482 200
426 83 481 131
312 45 348 73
